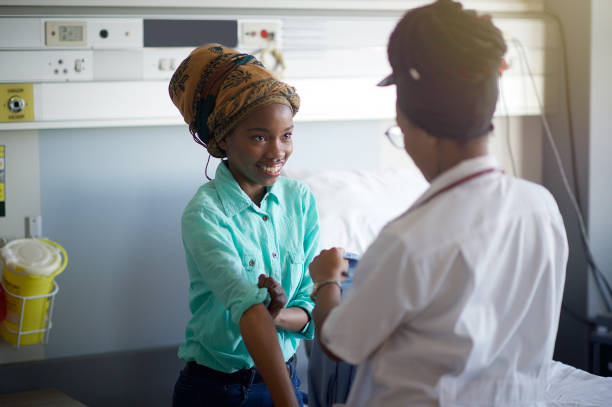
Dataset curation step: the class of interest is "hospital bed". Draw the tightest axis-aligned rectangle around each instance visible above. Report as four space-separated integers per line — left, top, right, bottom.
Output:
284 166 428 255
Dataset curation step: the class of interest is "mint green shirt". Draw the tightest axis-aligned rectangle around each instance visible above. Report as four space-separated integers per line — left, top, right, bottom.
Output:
178 162 320 373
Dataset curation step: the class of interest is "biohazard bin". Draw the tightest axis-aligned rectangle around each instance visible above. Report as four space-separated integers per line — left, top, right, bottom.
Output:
0 238 67 347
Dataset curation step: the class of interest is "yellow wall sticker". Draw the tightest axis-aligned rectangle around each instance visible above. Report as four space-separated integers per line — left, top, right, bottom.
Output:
1 83 34 122
0 145 5 215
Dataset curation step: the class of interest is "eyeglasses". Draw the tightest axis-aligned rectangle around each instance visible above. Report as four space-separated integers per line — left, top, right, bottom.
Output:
384 125 405 149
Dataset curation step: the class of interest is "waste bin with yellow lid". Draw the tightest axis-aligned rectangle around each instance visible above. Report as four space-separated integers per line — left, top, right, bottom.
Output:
0 238 67 346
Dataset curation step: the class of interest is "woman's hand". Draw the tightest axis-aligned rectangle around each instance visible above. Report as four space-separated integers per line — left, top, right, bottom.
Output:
309 247 348 283
258 275 287 320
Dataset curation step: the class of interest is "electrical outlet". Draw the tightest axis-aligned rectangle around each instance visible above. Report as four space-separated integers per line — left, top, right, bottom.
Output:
42 51 93 81
25 215 42 238
239 20 282 49
142 48 191 80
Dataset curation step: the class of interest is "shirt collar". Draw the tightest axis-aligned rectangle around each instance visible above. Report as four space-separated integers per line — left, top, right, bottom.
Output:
214 161 281 217
410 154 501 210
266 180 282 205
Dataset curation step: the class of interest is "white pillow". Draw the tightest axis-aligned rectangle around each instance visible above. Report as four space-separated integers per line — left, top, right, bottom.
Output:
284 167 428 254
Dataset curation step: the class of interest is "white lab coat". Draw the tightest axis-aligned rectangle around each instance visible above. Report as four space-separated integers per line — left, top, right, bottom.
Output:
322 155 612 407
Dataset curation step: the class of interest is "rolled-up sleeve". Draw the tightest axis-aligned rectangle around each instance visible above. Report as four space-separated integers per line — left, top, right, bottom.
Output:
287 271 315 339
286 187 320 340
182 208 268 326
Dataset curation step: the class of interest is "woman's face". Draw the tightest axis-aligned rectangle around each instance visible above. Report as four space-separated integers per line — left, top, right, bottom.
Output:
219 103 294 203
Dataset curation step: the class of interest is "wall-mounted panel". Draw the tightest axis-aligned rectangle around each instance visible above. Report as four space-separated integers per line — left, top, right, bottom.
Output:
0 14 557 130
0 0 546 12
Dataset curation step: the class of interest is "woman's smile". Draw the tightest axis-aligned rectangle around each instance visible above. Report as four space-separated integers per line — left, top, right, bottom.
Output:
258 162 284 177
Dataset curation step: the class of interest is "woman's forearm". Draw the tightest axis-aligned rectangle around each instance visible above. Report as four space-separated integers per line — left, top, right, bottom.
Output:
239 303 298 407
274 307 310 332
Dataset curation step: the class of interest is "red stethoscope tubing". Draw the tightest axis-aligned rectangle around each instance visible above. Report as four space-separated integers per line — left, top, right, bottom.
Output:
411 168 502 212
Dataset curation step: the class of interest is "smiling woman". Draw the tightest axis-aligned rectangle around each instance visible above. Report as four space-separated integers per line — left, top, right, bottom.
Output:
168 44 318 407
219 103 294 205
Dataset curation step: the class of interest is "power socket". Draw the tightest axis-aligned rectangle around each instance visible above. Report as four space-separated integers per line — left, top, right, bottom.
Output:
43 51 93 81
25 215 42 238
143 48 191 80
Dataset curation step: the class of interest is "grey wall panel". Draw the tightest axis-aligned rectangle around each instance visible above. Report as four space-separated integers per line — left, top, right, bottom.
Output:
143 19 238 47
543 0 597 370
588 0 612 316
38 125 206 358
289 120 382 172
36 120 382 359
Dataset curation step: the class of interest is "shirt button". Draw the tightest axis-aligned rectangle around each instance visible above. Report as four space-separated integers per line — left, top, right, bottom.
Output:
262 215 268 221
248 260 255 266
272 253 277 258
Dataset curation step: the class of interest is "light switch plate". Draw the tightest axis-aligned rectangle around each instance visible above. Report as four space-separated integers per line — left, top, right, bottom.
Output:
25 215 42 238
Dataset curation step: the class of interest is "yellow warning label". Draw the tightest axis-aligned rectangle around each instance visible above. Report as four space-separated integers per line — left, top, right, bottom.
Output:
0 144 4 202
0 83 34 122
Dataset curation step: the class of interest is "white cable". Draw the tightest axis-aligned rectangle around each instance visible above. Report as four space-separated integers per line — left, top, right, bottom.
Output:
499 79 517 176
512 38 592 250
512 37 612 310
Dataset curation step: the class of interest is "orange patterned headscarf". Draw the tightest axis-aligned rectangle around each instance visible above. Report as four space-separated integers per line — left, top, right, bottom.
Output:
169 43 300 158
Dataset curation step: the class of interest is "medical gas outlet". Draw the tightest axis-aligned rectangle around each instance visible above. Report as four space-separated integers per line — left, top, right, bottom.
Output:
0 84 34 122
8 96 25 113
240 21 282 48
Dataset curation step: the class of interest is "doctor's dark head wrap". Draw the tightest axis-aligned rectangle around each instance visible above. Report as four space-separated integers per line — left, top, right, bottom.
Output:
169 43 300 158
380 0 507 141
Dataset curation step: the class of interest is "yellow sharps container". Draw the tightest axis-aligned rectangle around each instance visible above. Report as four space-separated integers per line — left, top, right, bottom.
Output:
0 238 67 346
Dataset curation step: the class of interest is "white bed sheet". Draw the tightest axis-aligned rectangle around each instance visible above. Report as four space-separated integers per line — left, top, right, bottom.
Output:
284 167 428 254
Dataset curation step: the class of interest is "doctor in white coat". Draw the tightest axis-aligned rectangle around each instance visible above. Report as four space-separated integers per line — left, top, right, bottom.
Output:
308 1 612 406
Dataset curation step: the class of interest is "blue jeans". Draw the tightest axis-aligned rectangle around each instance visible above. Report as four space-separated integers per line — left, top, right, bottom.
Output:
172 358 303 407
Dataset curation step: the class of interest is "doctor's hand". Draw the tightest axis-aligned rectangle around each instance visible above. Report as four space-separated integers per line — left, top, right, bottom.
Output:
309 247 349 283
258 274 287 320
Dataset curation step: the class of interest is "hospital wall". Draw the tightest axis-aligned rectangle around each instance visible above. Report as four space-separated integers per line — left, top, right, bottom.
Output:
1 116 542 360
2 120 388 404
1 0 610 403
587 0 612 318
544 0 612 370
35 120 385 359
0 119 543 405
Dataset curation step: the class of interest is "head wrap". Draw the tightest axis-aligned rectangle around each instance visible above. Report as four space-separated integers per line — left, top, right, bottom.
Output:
379 0 507 141
169 43 300 158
